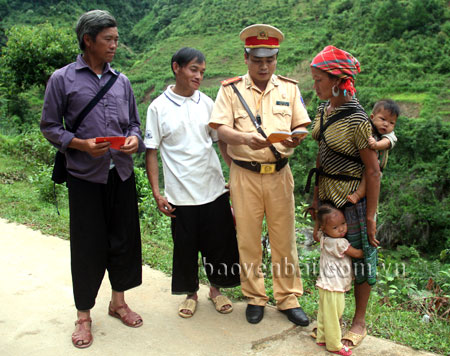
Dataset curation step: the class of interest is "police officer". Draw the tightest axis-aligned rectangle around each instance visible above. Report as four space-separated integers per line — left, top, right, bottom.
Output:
209 24 311 325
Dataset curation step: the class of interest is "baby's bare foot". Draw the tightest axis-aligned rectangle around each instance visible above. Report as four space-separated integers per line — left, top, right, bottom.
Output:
347 192 360 205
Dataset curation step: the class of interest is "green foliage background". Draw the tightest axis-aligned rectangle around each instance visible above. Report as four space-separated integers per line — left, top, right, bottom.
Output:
0 1 449 353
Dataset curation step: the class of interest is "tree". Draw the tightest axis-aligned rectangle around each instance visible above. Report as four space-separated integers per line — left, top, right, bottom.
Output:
371 0 406 41
1 23 78 90
406 0 445 34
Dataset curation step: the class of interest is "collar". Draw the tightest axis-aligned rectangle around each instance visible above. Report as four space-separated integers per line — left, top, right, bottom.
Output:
75 54 116 76
244 73 279 93
164 86 201 106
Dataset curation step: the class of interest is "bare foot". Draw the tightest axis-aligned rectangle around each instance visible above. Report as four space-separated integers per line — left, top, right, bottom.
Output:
347 191 361 204
347 192 361 204
209 286 232 312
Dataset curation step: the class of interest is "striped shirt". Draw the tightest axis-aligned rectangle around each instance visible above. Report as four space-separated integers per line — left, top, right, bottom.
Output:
311 99 371 207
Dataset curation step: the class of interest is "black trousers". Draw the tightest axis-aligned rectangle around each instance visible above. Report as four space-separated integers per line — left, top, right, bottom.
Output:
170 192 240 294
67 168 142 310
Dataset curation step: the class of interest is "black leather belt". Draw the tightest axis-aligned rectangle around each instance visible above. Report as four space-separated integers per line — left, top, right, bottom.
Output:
233 158 288 174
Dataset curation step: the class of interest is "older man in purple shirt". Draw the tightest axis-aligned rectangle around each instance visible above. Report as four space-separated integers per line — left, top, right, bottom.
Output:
40 10 144 349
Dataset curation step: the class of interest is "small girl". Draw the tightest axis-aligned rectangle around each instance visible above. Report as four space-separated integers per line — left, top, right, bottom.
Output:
315 205 364 356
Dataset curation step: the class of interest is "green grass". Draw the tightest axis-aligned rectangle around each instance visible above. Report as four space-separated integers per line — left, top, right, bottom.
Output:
366 302 450 354
0 153 70 238
390 93 429 103
141 221 173 274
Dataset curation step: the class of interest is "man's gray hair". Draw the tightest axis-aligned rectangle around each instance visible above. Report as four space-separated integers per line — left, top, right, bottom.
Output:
76 10 117 51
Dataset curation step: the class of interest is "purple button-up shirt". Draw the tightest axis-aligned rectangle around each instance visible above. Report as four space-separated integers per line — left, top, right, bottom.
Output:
40 55 144 184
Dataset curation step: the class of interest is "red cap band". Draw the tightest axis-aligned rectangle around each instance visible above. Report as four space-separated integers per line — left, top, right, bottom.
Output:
245 36 279 48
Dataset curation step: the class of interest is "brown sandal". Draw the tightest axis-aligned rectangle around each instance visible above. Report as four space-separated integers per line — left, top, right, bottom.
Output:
72 317 93 349
209 294 233 314
341 329 367 349
108 302 143 328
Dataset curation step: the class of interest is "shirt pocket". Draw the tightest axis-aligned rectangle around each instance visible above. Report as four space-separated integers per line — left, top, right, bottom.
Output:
272 105 292 131
233 108 255 132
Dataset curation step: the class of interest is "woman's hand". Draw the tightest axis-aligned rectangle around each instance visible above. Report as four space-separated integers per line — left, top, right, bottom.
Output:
309 194 319 221
359 148 381 247
367 217 379 247
313 221 320 242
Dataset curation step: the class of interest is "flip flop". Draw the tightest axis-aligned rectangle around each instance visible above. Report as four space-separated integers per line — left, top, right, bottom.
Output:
178 298 197 318
108 302 143 328
329 346 352 356
209 294 233 314
72 317 93 349
341 329 367 349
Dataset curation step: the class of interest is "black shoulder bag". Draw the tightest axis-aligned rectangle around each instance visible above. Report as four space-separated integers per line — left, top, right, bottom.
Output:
51 70 120 184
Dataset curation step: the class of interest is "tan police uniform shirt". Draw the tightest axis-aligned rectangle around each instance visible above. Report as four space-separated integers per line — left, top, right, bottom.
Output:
209 73 311 162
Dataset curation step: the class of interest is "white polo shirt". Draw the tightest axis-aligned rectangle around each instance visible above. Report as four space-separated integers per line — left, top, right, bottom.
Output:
144 86 227 206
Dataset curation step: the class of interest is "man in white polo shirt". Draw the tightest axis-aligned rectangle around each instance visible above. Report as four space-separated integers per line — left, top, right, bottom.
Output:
144 47 240 318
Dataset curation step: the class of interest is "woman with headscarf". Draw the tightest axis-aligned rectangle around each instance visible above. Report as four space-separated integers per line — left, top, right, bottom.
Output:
307 46 380 350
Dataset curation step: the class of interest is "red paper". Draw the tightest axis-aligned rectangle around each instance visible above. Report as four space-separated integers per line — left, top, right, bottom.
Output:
95 136 126 150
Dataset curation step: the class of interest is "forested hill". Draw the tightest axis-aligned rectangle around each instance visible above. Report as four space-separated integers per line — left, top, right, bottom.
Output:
0 0 151 48
0 0 449 253
1 1 448 111
125 0 450 111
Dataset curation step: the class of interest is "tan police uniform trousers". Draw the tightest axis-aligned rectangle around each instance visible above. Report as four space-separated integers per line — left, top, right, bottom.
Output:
230 162 303 310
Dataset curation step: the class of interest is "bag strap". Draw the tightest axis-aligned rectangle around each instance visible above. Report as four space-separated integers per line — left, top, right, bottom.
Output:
67 70 120 133
319 107 363 165
319 107 356 140
304 106 365 193
230 83 282 161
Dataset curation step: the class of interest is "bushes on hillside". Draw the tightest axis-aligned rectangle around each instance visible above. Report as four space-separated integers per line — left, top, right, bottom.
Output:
377 117 450 251
0 23 78 131
1 23 78 90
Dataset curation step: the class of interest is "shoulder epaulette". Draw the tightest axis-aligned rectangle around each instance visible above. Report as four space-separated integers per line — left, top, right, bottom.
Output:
221 76 242 86
277 75 298 84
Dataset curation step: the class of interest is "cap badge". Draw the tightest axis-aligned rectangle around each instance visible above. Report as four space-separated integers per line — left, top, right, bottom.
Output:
257 31 269 40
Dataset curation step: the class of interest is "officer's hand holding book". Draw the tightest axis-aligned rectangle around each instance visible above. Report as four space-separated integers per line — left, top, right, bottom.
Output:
245 132 273 150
